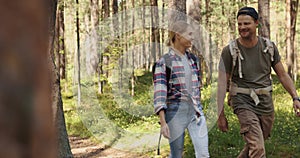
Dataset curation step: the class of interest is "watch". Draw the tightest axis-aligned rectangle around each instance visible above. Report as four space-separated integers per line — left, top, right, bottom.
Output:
292 97 300 102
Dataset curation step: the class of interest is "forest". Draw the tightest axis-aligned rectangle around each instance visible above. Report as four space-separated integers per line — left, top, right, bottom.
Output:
0 0 299 158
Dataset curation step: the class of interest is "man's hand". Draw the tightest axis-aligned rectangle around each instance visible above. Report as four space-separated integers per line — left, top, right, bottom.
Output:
160 122 170 139
217 114 229 132
293 100 300 117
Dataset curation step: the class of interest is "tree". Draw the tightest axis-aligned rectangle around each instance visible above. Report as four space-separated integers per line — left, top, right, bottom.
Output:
150 0 161 63
286 0 299 80
187 0 204 81
258 0 270 38
0 1 56 157
49 0 73 157
99 0 110 94
168 0 187 22
290 0 299 81
131 0 136 96
55 2 66 80
228 0 237 39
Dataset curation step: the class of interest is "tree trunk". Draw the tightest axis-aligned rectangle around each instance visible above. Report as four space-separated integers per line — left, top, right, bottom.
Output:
76 0 81 105
205 0 210 29
228 0 236 39
151 0 160 62
55 7 61 78
0 1 57 157
49 0 73 157
142 0 148 70
286 0 299 80
204 0 212 84
131 0 135 96
101 0 110 92
290 0 299 81
258 0 270 38
161 0 166 56
58 3 66 80
168 0 187 22
187 0 203 83
89 0 99 75
187 0 201 22
286 0 292 78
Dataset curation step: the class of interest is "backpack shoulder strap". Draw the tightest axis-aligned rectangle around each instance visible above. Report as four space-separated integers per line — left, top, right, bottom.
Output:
162 53 172 83
229 39 238 68
152 53 172 79
229 39 244 78
187 52 199 69
261 37 274 61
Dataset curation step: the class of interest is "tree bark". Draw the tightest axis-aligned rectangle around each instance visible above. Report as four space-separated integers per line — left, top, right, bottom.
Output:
75 0 81 106
290 0 299 81
228 0 236 39
101 0 110 93
56 2 66 80
258 0 270 38
187 0 203 83
286 0 292 78
131 0 135 96
168 0 187 22
0 1 57 157
49 0 73 157
286 0 299 80
142 0 148 70
150 0 161 63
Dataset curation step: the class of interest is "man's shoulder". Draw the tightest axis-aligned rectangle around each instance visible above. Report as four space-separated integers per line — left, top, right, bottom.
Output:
221 43 231 55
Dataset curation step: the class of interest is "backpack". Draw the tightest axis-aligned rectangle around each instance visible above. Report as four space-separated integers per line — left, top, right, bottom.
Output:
228 37 274 79
227 37 275 105
152 52 201 91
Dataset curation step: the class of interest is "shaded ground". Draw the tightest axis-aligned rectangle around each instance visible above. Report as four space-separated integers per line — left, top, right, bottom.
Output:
69 136 151 158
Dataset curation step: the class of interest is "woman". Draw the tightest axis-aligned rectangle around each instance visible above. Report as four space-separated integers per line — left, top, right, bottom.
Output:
153 21 210 158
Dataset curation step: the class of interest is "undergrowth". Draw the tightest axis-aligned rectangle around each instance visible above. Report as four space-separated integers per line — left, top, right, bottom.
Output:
62 71 300 157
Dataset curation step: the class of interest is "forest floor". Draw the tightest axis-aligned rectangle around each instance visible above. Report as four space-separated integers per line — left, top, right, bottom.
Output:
69 136 150 158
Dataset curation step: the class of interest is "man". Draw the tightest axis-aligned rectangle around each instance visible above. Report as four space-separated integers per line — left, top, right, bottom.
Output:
217 6 300 158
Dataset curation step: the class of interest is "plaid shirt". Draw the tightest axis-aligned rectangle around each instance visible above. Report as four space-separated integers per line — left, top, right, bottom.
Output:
153 48 203 114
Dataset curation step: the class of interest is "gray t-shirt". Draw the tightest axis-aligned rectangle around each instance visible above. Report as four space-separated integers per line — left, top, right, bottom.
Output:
182 54 192 94
219 36 281 115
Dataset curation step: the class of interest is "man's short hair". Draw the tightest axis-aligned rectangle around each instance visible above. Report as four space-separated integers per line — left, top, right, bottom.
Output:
237 7 258 20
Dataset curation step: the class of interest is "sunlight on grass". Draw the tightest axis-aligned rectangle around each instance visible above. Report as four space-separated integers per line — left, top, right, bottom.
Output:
62 71 300 157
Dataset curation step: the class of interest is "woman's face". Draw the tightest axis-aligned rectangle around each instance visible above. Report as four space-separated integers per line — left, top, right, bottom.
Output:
177 27 194 48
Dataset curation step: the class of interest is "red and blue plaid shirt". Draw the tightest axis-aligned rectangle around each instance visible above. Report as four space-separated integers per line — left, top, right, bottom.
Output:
153 48 203 114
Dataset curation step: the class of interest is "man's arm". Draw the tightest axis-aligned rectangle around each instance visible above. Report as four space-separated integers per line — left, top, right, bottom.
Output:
217 69 230 131
273 61 300 117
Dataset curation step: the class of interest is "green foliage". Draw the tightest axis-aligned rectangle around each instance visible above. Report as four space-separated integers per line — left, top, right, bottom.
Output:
97 93 143 129
64 110 93 138
61 82 92 138
183 75 300 158
132 70 153 107
63 68 299 157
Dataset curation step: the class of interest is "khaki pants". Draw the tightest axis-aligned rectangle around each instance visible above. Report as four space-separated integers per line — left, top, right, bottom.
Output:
236 109 275 158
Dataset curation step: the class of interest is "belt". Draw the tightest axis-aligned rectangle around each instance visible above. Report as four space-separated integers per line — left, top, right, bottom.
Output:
229 83 272 105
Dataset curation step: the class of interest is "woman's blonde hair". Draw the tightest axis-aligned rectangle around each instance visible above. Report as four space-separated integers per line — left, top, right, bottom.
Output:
166 21 191 46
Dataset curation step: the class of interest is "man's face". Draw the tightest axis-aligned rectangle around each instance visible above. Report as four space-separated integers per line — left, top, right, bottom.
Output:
237 15 258 39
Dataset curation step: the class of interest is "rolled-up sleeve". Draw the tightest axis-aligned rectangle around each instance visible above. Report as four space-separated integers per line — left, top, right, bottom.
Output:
153 59 168 114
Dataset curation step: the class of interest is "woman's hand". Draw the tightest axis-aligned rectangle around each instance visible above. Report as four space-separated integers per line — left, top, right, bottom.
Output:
160 122 170 139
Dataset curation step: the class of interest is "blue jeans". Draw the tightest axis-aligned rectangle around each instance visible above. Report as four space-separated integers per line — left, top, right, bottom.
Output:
165 101 209 158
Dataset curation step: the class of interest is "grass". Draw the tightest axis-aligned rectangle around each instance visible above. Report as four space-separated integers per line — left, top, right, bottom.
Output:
62 71 300 157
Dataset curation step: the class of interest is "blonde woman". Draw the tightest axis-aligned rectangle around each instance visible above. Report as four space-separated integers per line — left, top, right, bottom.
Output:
153 21 209 158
